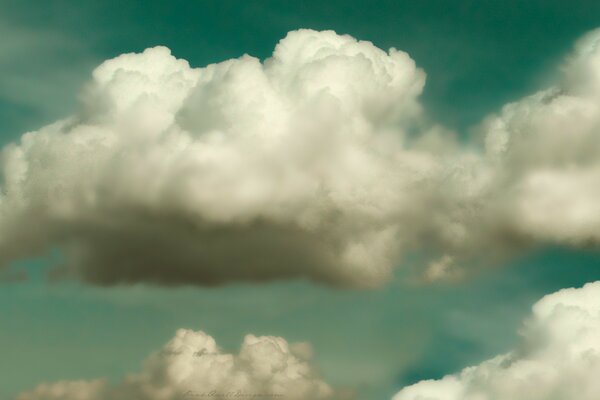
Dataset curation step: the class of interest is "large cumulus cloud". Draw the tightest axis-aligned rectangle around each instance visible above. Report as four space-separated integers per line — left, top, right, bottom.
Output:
0 29 444 287
394 280 600 400
18 329 337 400
3 28 600 287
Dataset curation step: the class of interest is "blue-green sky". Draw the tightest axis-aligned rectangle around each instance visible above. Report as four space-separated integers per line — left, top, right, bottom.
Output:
2 1 600 399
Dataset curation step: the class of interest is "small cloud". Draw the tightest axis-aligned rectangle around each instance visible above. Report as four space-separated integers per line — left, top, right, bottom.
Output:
423 255 463 283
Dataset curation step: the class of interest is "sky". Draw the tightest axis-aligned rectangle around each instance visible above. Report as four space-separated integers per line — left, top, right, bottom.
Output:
2 1 600 400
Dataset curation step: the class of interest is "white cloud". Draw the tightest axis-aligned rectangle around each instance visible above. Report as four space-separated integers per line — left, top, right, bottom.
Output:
18 329 337 400
411 28 600 274
404 27 600 278
0 29 441 287
393 281 600 400
3 28 600 287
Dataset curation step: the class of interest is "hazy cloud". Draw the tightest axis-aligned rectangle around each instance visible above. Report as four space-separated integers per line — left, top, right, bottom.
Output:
0 19 96 136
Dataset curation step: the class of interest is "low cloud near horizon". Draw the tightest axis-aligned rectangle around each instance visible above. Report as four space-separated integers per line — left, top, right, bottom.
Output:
18 329 339 400
2 28 600 287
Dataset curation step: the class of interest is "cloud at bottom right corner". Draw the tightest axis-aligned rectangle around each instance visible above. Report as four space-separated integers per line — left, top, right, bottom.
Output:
393 280 600 400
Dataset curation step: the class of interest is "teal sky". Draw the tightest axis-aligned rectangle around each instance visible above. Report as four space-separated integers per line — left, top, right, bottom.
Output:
2 1 600 399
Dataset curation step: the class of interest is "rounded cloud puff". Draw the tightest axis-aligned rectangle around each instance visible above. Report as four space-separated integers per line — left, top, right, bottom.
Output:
394 281 600 400
17 329 335 400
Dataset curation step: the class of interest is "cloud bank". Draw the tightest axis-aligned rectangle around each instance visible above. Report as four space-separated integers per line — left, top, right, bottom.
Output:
18 329 336 400
394 280 600 400
2 28 600 286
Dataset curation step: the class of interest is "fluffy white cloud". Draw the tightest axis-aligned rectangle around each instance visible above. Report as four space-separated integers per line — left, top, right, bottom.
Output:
401 27 600 278
394 281 600 400
0 29 446 287
477 28 600 246
18 329 336 400
3 27 600 287
414 28 600 275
